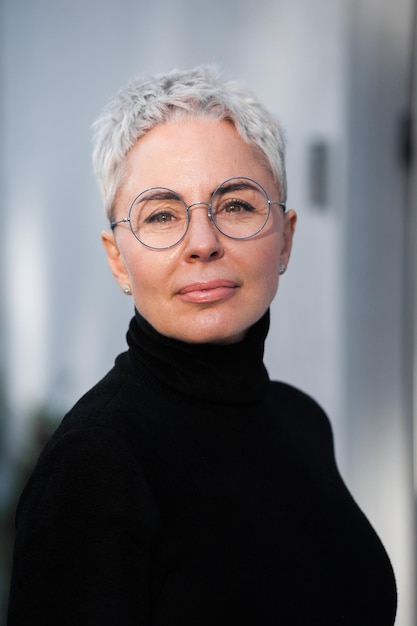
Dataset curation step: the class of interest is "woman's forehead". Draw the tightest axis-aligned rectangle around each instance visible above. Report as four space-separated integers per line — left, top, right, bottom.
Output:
120 118 277 201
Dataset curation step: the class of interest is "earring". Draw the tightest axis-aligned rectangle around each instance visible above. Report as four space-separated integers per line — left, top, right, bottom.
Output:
279 264 286 275
122 284 132 295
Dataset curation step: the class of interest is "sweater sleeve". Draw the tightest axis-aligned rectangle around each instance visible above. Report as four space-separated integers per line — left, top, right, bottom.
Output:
7 426 159 626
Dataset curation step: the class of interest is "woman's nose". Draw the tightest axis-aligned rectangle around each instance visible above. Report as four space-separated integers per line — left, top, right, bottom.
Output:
183 203 224 261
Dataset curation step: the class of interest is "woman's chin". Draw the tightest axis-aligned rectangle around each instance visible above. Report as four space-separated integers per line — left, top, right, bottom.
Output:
150 312 249 345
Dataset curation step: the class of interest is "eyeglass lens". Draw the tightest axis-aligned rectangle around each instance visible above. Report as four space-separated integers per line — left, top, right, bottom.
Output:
128 177 270 249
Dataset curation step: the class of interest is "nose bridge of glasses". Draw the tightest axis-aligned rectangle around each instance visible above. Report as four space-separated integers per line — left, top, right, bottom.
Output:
187 201 212 219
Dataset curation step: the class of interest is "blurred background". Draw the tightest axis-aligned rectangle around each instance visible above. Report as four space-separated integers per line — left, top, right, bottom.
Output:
0 0 416 623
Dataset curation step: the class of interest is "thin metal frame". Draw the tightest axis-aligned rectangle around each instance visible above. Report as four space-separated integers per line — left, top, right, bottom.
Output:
111 176 286 250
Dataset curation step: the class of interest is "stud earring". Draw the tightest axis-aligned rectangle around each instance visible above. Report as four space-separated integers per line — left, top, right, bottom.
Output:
279 264 286 275
123 284 132 295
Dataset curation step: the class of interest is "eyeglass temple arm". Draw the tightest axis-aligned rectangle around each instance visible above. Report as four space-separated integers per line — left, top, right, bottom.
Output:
110 217 130 230
270 201 286 212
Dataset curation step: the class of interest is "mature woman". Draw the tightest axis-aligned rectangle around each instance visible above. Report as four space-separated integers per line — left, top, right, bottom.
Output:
8 66 396 625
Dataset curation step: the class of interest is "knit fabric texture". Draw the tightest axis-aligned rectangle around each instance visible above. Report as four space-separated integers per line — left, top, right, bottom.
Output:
8 310 397 625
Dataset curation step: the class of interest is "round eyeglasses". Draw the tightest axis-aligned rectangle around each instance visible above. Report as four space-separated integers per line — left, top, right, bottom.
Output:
111 176 286 250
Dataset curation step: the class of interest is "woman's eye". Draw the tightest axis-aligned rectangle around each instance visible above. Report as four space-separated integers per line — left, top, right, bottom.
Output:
145 211 175 223
221 200 255 214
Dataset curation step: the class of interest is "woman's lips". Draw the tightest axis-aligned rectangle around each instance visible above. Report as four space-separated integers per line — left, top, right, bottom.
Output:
177 280 239 303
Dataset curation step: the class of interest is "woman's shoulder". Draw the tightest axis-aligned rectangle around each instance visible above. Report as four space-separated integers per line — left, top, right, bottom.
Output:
267 380 335 451
269 380 329 413
45 357 145 450
16 362 148 503
15 373 158 531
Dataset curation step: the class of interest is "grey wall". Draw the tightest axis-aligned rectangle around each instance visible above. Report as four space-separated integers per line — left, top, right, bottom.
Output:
1 0 415 623
343 2 416 622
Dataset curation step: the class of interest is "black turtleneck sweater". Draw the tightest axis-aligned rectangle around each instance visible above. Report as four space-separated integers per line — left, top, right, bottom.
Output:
8 310 397 625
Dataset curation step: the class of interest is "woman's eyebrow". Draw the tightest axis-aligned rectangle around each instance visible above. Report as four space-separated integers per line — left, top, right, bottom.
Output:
136 189 182 202
214 181 259 196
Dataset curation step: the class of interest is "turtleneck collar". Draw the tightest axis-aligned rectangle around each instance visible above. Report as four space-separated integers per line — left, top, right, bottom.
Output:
125 309 270 406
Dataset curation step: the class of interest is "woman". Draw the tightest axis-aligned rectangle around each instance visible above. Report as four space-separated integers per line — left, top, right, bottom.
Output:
8 66 396 625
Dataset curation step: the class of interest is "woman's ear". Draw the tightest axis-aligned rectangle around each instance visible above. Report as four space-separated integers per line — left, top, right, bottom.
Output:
101 230 130 288
280 209 297 268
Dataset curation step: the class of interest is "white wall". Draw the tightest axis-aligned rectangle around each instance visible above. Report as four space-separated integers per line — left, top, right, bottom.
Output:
1 0 414 623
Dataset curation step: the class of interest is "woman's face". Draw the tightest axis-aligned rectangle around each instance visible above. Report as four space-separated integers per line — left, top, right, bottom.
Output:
102 118 296 344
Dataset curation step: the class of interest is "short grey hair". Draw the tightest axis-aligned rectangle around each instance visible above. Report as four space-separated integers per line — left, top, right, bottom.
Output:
92 66 287 220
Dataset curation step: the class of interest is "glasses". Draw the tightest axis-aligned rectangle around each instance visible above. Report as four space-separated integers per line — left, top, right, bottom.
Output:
111 176 286 250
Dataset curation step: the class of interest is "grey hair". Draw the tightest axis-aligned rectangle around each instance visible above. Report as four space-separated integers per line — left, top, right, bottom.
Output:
92 66 287 219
